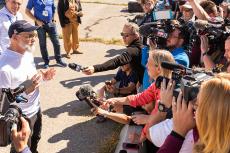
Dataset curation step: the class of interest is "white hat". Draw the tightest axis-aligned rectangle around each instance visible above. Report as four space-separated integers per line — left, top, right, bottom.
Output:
182 2 192 9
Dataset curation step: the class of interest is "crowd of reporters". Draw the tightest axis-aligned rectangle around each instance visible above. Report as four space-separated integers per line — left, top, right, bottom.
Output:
87 0 230 152
0 0 230 152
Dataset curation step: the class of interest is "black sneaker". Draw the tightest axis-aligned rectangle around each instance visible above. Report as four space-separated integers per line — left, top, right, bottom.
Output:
56 60 67 67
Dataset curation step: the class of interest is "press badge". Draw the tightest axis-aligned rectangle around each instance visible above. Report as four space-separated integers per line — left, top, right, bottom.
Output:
42 10 48 17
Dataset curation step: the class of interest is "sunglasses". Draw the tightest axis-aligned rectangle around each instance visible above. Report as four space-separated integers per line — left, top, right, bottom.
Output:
120 32 134 38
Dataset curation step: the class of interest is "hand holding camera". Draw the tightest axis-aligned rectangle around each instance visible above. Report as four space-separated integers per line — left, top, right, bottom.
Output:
11 117 31 152
172 92 196 137
160 79 175 108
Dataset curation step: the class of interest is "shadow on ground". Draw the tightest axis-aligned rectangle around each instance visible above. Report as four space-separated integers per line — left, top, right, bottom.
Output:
43 100 92 118
48 116 119 153
60 74 114 88
105 48 125 57
34 54 67 69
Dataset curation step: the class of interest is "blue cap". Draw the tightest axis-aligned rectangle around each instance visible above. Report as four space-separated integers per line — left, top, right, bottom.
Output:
8 20 39 38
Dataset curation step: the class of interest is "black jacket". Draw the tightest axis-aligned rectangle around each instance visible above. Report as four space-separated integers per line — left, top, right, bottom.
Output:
93 39 145 84
57 0 82 28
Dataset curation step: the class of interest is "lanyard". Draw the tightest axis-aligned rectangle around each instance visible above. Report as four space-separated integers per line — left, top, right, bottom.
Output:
5 14 17 24
41 0 47 5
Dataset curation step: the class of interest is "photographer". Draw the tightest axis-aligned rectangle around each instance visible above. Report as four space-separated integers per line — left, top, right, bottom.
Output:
11 117 31 153
82 23 145 84
0 20 56 153
165 20 190 67
156 73 230 153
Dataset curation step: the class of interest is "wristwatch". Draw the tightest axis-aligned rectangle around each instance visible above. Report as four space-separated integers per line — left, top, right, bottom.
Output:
158 102 171 112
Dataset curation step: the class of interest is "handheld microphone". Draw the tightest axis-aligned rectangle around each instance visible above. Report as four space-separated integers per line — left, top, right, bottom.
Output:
68 63 86 72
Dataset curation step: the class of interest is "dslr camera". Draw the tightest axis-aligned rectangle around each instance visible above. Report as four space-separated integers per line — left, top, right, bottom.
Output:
155 62 215 102
0 86 27 146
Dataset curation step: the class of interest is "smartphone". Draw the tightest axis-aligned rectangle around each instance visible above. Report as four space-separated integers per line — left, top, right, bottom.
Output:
105 81 112 85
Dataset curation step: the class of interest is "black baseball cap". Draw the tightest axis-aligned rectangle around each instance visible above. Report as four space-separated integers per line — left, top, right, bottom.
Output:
8 20 39 38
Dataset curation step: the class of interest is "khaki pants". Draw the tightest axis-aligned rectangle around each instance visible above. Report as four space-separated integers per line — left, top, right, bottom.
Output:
62 22 79 54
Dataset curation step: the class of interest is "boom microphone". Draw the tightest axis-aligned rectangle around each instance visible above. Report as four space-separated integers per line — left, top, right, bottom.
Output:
76 85 96 101
139 22 168 38
161 61 186 71
68 63 85 72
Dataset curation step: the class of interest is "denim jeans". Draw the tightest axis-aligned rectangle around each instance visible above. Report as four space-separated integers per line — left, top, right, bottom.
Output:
37 22 62 64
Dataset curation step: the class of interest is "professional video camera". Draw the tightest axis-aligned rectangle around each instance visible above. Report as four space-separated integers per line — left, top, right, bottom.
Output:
194 19 230 53
0 86 27 146
155 61 217 102
139 20 182 49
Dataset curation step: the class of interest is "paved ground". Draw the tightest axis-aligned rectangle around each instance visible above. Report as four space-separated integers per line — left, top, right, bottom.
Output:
0 0 143 153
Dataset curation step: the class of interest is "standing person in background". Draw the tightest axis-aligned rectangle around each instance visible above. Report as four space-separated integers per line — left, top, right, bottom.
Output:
0 0 23 53
25 0 67 69
58 0 83 59
0 0 5 9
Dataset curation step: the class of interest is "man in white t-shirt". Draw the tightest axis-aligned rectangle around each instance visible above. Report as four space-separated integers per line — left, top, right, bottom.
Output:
0 20 56 153
0 0 23 54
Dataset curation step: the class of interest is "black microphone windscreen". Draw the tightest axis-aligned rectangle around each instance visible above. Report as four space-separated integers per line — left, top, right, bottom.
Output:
68 63 76 69
161 61 185 71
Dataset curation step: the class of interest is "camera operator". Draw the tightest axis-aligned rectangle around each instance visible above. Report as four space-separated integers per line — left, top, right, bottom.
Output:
11 117 31 153
82 23 145 84
156 73 230 153
200 35 230 72
165 20 190 67
0 20 56 153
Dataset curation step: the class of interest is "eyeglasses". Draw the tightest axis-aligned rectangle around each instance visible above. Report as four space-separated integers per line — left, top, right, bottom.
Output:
168 34 179 39
120 32 134 38
17 33 37 39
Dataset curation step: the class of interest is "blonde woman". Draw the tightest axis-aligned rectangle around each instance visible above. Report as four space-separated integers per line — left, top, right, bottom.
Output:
157 73 230 153
194 73 230 153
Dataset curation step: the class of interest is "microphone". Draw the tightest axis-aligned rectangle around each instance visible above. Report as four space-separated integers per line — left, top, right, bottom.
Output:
161 61 186 71
139 22 168 38
68 63 85 72
76 85 96 101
